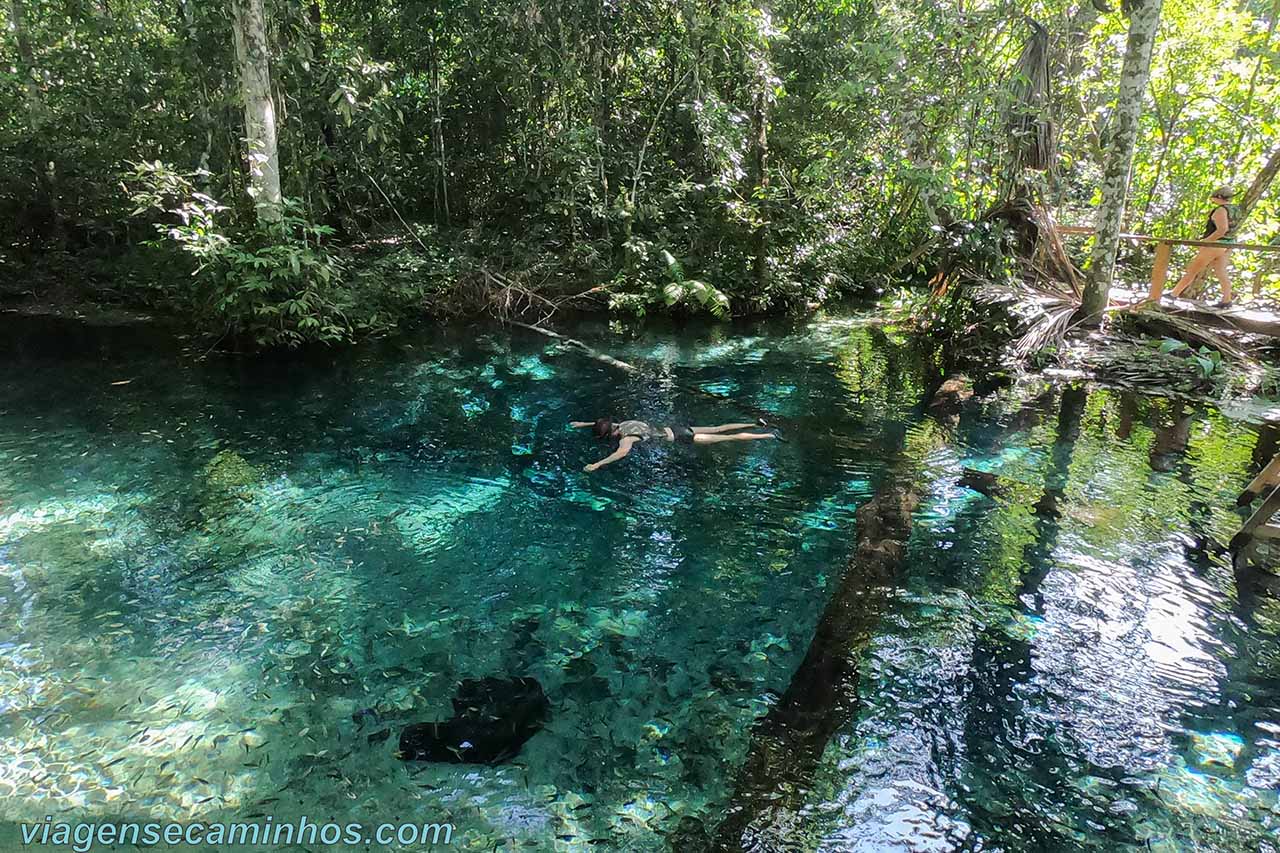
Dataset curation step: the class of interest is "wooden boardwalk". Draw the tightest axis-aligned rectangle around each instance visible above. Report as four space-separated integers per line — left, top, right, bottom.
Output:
1108 288 1280 338
1056 224 1280 338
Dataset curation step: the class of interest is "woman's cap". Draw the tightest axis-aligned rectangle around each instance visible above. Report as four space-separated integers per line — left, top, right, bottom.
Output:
1212 185 1235 200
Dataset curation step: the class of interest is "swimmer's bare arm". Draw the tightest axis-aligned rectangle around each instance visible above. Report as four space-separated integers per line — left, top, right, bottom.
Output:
585 436 638 472
570 421 594 428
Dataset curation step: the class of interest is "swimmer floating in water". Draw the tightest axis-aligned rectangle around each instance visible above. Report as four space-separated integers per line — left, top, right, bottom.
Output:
571 417 780 472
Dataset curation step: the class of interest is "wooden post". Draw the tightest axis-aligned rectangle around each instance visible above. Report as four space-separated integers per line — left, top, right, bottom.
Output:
1240 484 1280 538
1231 482 1280 570
1149 241 1171 300
1239 454 1280 506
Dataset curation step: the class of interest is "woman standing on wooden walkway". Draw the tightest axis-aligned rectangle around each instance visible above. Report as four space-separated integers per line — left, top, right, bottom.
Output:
1169 186 1239 307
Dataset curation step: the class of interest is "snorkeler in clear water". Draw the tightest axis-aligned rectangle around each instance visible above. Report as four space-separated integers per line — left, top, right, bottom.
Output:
570 417 780 472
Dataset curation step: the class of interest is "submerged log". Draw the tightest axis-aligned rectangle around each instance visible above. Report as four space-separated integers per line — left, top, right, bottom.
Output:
705 383 972 848
707 466 922 851
704 383 1058 850
959 467 1007 497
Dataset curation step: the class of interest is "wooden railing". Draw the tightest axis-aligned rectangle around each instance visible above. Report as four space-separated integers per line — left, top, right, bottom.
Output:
1056 225 1280 300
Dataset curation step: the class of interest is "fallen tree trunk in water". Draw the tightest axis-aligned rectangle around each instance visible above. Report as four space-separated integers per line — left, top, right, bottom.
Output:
703 378 975 850
707 464 923 851
505 319 642 374
704 379 1055 851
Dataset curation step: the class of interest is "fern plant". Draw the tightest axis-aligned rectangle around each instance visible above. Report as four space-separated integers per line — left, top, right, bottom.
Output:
658 249 731 318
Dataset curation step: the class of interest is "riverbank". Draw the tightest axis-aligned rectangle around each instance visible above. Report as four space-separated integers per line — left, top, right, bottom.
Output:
5 294 1280 429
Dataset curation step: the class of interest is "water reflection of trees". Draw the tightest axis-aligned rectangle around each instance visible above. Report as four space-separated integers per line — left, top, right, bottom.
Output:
951 390 1277 850
707 381 1280 850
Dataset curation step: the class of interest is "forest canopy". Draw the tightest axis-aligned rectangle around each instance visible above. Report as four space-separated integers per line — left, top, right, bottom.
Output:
2 0 1277 346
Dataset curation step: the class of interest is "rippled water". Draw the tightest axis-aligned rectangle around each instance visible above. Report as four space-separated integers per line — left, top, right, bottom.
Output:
0 313 1278 851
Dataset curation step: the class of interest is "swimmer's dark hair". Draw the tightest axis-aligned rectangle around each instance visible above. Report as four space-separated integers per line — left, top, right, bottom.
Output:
592 418 614 439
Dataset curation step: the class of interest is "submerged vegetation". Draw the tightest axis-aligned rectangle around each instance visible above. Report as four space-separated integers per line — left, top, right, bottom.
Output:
1 317 1279 849
1 0 1276 353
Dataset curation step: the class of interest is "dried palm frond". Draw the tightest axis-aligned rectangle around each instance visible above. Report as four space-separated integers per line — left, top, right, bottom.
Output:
1027 203 1083 295
1129 305 1258 365
1014 302 1078 359
1006 19 1053 172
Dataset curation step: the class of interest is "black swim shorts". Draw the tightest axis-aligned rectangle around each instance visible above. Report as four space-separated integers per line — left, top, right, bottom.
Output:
671 425 695 444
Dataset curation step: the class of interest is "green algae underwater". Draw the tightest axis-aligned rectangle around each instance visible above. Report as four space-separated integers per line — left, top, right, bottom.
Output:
0 312 1278 852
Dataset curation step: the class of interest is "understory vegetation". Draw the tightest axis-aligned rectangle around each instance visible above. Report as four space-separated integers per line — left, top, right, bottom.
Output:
1 0 1277 350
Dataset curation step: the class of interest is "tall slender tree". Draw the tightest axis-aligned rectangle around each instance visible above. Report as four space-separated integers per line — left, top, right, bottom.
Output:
1077 0 1164 325
9 0 45 134
9 0 61 241
748 6 774 293
1235 145 1280 234
232 0 283 222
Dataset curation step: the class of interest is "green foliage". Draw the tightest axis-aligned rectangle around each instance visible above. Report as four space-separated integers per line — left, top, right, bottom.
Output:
129 162 385 348
659 248 731 318
0 0 1276 338
1154 337 1224 378
610 244 731 318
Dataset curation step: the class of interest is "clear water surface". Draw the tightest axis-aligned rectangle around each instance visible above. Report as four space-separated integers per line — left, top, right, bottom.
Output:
0 313 1278 851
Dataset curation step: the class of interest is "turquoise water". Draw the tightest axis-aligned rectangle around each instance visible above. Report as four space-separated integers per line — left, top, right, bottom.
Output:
0 314 1278 851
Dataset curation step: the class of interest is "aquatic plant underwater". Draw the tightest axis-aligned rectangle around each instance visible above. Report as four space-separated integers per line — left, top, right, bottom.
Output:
0 314 1278 851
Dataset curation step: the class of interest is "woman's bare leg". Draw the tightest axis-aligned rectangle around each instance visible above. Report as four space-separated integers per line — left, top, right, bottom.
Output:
691 423 758 434
1212 250 1233 304
1170 248 1215 297
692 432 776 444
1183 269 1210 299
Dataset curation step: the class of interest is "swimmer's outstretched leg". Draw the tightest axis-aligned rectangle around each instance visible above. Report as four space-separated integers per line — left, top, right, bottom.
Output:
692 432 778 444
691 423 758 434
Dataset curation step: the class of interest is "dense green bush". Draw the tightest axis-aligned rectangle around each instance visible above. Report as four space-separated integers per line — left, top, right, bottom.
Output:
128 162 424 347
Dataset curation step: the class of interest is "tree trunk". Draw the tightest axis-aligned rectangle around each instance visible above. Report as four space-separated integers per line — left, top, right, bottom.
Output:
178 0 217 181
748 25 771 293
308 0 343 224
231 0 283 223
593 0 612 239
1234 145 1280 235
10 0 46 133
10 0 61 245
429 24 450 226
1077 0 1163 325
